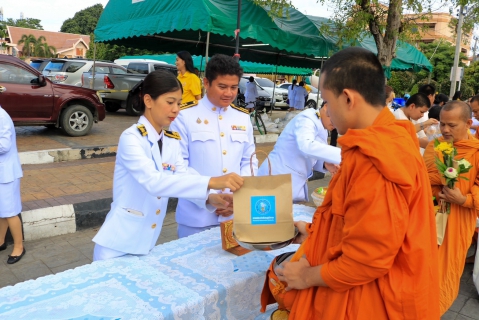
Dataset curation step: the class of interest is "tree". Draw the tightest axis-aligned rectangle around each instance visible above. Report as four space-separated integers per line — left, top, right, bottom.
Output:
3 18 43 30
463 61 479 95
60 4 104 35
34 36 57 58
17 34 56 58
17 34 37 57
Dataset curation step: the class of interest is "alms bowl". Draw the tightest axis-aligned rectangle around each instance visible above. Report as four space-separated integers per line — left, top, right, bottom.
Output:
232 227 299 251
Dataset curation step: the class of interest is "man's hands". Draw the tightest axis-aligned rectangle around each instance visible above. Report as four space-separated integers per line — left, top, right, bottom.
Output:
293 221 309 244
275 256 326 291
438 186 467 205
423 118 439 128
207 193 233 211
324 162 339 175
208 173 244 191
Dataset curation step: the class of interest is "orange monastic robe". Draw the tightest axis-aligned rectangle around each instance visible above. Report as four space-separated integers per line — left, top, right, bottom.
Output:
272 108 439 319
423 135 479 314
475 130 479 140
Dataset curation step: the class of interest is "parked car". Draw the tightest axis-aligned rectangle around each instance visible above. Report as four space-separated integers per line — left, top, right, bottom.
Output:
0 55 105 136
30 58 53 72
279 82 323 109
42 58 116 87
236 78 272 111
246 77 289 110
82 61 177 116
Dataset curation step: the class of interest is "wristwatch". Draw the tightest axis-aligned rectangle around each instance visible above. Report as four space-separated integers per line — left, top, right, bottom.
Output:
420 123 424 130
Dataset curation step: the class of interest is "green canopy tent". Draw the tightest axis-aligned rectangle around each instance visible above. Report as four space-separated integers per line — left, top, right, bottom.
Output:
94 0 337 68
118 54 313 76
306 16 433 78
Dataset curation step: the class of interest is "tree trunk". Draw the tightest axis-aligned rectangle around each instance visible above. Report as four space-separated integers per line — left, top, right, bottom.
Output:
361 0 402 68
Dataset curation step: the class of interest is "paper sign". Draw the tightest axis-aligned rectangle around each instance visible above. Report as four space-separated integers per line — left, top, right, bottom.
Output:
251 196 276 225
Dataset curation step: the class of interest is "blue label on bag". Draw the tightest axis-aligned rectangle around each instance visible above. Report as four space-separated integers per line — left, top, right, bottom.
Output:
251 196 276 225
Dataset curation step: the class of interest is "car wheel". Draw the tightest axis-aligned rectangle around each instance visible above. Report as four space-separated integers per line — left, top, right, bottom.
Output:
306 100 316 109
105 101 121 113
126 94 141 116
60 105 93 137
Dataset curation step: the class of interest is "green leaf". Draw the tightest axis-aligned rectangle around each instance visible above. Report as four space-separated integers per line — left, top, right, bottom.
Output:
459 176 470 181
434 139 440 147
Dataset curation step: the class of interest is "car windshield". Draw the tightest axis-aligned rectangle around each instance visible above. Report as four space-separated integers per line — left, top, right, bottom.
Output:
255 78 275 88
30 61 43 70
44 61 65 72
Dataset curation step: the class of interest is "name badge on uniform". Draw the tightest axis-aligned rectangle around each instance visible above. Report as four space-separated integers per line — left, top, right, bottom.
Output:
231 125 246 131
162 163 176 172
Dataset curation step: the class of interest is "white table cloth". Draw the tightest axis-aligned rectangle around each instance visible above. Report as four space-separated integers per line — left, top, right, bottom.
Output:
0 204 316 320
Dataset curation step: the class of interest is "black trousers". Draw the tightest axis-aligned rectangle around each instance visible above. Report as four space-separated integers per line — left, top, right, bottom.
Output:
330 129 338 147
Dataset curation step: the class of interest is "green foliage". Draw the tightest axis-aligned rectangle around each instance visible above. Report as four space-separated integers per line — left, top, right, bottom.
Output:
86 34 159 61
60 4 104 34
2 18 43 30
388 71 414 96
17 34 56 58
463 61 479 95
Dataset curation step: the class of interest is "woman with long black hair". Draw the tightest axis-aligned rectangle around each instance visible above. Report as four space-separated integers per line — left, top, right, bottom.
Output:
176 51 202 106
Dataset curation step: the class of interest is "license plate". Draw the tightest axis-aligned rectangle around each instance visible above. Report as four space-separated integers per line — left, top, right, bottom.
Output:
264 102 270 106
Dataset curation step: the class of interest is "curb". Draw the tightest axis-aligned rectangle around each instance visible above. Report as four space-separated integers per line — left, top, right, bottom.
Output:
18 136 279 165
19 146 118 165
19 197 179 242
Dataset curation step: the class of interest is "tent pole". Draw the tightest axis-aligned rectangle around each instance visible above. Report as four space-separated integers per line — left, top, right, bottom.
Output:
316 58 323 109
205 32 210 65
233 0 242 62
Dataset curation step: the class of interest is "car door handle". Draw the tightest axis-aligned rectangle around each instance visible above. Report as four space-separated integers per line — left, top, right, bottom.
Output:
0 86 6 93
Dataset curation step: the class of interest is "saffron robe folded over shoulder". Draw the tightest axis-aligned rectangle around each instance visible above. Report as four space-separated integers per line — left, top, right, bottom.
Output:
289 108 440 319
423 135 479 314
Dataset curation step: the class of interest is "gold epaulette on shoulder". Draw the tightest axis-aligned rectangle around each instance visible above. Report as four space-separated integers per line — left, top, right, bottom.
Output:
316 111 321 119
230 103 249 114
180 100 198 110
164 130 181 140
137 124 147 136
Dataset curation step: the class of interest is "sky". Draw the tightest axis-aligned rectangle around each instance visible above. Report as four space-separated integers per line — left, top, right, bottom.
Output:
1 0 333 32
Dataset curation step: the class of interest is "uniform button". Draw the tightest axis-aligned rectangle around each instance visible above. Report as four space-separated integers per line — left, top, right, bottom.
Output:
223 168 227 173
220 132 225 137
219 115 223 120
151 223 157 229
156 209 161 215
212 107 217 111
223 150 227 155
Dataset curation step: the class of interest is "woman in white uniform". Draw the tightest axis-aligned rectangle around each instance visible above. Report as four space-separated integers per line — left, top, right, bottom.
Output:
292 81 308 111
92 70 244 261
0 106 25 264
288 80 297 112
244 76 259 112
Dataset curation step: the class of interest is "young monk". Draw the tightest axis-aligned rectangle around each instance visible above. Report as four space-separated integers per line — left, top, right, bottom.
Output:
260 47 440 319
423 101 479 314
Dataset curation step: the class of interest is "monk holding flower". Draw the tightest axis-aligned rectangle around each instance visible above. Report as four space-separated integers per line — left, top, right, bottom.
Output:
423 100 479 314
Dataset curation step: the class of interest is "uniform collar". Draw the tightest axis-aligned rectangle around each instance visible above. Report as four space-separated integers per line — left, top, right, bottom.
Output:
138 115 163 143
202 95 229 114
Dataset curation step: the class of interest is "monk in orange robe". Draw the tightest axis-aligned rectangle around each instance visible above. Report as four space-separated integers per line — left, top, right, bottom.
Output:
423 101 479 314
260 47 439 319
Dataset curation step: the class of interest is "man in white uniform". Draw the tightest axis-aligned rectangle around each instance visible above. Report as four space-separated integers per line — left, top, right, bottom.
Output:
258 105 341 202
244 76 259 112
170 54 258 238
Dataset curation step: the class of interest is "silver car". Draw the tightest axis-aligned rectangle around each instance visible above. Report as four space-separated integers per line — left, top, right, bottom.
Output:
42 59 121 87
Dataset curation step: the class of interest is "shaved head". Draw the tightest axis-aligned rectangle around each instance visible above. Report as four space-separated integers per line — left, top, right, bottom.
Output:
440 101 471 122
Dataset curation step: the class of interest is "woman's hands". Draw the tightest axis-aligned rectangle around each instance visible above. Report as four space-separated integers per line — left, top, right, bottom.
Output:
208 173 244 191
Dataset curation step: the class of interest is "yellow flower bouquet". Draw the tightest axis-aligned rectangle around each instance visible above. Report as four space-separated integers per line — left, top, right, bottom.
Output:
433 139 473 213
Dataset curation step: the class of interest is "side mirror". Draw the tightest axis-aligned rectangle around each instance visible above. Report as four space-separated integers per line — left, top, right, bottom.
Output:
38 75 47 86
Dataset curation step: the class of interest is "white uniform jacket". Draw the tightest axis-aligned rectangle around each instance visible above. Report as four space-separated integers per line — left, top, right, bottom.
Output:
258 108 341 201
244 81 259 103
170 96 258 227
93 116 211 255
0 106 23 185
291 86 308 110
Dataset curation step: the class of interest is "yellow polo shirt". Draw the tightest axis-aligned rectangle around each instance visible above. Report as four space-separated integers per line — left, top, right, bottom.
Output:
177 71 202 104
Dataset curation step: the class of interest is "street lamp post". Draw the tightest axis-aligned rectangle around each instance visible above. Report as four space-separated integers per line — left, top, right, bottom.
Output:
450 5 465 99
233 0 242 62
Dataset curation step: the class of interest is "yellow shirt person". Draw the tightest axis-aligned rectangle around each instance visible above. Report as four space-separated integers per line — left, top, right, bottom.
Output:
176 51 202 105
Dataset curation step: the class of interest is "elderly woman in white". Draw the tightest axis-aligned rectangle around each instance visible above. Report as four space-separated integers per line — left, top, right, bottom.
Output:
0 105 25 264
